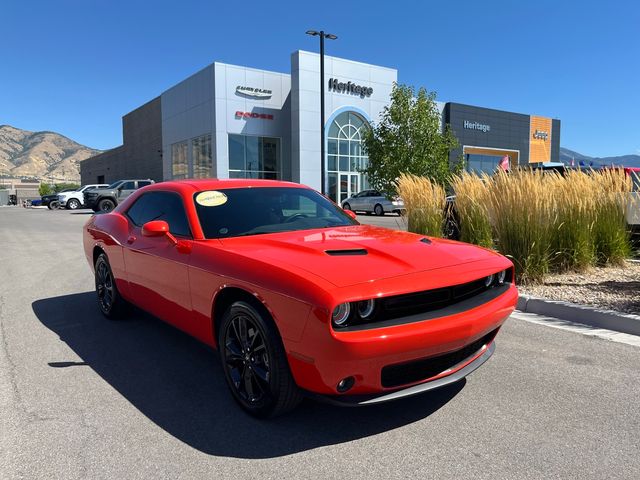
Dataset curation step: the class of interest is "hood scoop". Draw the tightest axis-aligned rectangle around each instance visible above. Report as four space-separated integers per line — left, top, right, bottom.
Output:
325 248 368 256
420 238 432 245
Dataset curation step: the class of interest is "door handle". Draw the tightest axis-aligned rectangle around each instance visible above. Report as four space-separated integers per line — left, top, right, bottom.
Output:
127 235 136 244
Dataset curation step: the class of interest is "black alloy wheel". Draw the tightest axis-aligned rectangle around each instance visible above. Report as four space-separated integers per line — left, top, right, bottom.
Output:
219 301 301 418
67 198 80 210
94 253 126 319
98 198 115 212
374 203 384 216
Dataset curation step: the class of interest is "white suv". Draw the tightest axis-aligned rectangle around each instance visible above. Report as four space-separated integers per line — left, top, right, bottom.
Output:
58 184 109 210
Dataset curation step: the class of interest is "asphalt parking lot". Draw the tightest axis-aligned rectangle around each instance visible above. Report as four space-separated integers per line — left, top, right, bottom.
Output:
1 206 639 479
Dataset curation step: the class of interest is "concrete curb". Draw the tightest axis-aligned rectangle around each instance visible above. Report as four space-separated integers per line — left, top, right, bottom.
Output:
517 295 640 336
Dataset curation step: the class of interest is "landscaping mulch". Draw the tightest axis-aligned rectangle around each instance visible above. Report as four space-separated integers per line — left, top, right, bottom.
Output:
518 260 640 315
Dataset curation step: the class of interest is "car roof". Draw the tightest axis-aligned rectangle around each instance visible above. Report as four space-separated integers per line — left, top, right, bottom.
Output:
145 178 308 192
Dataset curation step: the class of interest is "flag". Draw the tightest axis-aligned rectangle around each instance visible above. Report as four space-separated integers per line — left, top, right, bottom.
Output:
498 155 510 171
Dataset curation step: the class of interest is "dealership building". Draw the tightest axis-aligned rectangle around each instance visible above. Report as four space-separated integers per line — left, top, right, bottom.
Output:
81 50 561 202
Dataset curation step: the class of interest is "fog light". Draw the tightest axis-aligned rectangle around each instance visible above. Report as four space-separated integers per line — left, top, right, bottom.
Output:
484 274 495 287
332 303 351 326
498 269 506 284
337 376 355 393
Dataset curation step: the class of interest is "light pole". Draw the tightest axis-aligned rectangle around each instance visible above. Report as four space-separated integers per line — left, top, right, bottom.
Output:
306 30 337 195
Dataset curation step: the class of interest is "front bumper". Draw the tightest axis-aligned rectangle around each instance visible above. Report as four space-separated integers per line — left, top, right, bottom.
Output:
84 196 99 209
310 340 495 406
285 283 517 397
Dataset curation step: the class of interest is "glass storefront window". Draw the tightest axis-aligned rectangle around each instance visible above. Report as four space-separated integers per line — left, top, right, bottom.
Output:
327 111 370 202
228 134 280 179
466 154 504 175
171 141 188 179
192 134 212 179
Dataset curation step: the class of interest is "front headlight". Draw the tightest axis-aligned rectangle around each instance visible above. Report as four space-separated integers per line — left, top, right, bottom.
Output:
332 303 351 326
356 299 375 318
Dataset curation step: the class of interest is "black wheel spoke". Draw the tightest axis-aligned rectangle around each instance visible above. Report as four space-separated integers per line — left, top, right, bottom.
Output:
251 365 269 388
243 366 255 400
224 342 243 366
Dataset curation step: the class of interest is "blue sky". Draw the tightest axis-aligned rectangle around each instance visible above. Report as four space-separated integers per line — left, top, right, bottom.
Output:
2 0 639 157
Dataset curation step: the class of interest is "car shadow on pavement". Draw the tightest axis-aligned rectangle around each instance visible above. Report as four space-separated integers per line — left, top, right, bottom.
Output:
32 292 464 459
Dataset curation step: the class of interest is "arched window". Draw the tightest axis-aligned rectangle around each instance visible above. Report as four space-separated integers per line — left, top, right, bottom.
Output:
327 111 370 202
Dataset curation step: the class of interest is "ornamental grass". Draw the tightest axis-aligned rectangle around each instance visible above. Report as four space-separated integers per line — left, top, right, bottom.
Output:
396 173 445 237
449 172 493 248
401 168 633 284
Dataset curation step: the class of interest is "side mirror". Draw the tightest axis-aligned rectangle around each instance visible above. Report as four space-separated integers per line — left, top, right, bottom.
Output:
141 220 177 245
141 220 169 237
344 209 357 220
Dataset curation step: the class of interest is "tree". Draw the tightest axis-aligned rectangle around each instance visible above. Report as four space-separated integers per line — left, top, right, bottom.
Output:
54 183 80 193
362 83 461 195
39 183 52 196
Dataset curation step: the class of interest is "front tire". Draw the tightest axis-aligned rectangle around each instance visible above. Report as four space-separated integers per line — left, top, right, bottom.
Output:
98 198 115 213
94 253 127 319
374 204 384 216
67 198 80 210
218 301 302 418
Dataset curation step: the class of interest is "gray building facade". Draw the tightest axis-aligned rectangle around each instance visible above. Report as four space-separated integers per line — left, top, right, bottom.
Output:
445 102 561 173
81 50 560 199
81 97 163 184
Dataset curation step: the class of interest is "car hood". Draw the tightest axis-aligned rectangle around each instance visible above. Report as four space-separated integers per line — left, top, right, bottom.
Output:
219 225 502 287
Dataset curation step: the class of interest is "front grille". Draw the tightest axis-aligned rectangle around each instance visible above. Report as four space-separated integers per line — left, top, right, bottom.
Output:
380 278 488 319
381 328 498 388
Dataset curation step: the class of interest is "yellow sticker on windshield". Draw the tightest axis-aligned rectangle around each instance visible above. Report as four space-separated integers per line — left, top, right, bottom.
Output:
195 190 228 207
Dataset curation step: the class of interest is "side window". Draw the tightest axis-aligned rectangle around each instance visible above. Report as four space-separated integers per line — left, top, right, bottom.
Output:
126 192 191 237
138 180 152 188
371 191 382 197
120 181 135 190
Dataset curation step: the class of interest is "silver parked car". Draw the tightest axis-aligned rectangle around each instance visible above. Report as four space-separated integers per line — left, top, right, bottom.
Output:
342 190 405 216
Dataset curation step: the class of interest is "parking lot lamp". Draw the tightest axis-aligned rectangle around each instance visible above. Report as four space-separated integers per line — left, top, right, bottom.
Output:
306 30 337 195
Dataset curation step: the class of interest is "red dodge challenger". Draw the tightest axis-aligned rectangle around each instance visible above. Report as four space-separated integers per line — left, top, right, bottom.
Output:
83 179 518 417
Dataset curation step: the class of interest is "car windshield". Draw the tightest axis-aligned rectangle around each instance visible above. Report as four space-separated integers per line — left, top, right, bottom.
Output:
194 187 358 239
107 181 122 189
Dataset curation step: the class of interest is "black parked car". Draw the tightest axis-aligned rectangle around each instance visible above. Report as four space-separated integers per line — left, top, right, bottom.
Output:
41 189 75 209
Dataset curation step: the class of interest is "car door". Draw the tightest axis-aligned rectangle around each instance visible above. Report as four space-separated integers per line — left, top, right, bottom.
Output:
117 181 136 201
122 191 194 332
361 190 376 211
347 191 362 210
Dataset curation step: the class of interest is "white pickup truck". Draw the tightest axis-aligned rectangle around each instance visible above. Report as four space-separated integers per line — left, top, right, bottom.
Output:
57 184 109 210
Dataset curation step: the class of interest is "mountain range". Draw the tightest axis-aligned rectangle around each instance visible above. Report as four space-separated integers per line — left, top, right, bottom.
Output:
0 125 102 182
560 147 640 168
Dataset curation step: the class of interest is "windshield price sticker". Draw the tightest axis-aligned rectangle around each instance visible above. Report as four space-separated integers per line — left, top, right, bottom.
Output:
195 191 228 207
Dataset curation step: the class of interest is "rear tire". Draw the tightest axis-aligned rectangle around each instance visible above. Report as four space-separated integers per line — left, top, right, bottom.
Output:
98 198 115 213
343 202 351 211
47 203 53 210
94 253 127 319
374 204 384 216
218 301 302 418
67 198 80 210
